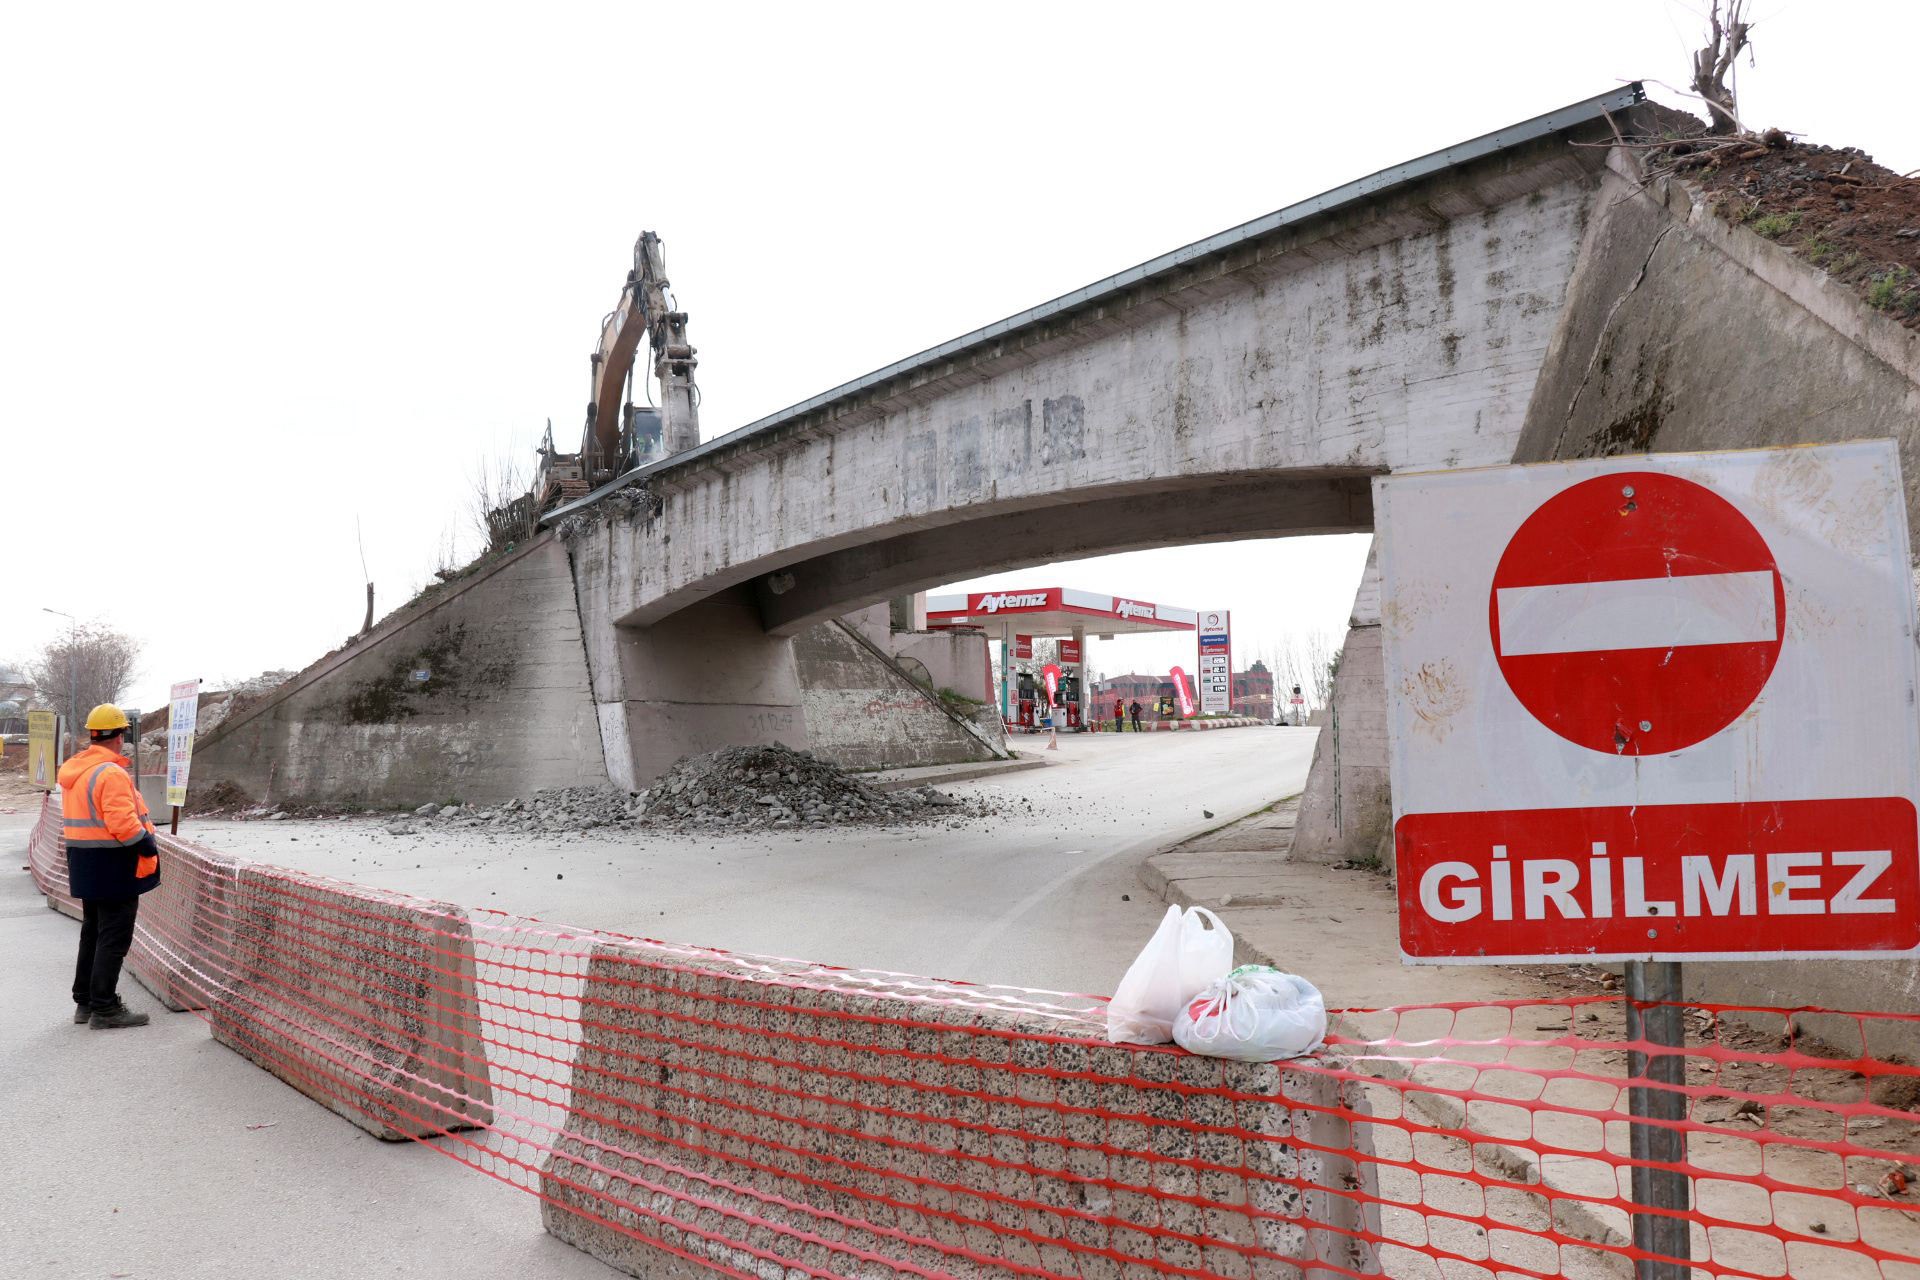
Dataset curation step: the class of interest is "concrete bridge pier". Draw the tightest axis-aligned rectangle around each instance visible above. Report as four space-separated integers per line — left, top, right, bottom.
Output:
1292 543 1386 866
579 585 810 792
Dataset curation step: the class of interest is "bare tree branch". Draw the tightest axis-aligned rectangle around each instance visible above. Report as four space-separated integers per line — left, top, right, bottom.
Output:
1690 0 1753 136
28 623 143 731
471 447 537 556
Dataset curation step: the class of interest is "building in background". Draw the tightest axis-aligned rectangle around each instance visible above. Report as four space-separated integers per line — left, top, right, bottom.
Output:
0 664 36 739
1092 661 1274 719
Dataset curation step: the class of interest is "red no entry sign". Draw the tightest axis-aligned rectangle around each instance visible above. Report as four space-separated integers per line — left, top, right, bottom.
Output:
1489 471 1785 756
1379 443 1920 963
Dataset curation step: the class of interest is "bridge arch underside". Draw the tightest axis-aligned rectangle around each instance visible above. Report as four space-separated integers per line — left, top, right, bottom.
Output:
749 471 1373 635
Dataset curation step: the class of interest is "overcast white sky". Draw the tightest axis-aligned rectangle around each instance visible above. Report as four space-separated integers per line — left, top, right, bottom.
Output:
5 1 1914 713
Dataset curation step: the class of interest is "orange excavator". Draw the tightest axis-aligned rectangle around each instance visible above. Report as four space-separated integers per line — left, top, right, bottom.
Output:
533 232 703 515
583 230 700 479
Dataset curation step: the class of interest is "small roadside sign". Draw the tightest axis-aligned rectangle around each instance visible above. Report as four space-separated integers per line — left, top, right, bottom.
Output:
166 680 201 809
1169 666 1196 718
1378 441 1920 963
27 711 57 789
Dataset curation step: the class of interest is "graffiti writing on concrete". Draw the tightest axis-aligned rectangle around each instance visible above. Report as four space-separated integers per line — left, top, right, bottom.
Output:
746 711 796 735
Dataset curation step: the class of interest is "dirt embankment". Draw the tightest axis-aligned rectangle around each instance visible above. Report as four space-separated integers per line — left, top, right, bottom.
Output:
1651 125 1920 327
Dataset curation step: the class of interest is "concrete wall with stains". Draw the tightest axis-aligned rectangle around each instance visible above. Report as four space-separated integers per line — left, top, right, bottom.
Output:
1304 146 1920 871
890 628 994 706
571 571 813 791
1513 152 1920 486
195 535 609 808
544 142 1610 855
572 144 1607 637
1508 150 1920 1017
1293 544 1390 864
793 618 1002 772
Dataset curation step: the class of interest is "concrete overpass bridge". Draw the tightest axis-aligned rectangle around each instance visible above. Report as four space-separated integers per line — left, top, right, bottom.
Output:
544 85 1652 792
551 88 1636 636
202 82 1920 892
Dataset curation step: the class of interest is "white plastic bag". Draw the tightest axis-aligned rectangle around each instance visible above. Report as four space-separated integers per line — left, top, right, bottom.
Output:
1106 905 1235 1044
1172 965 1326 1062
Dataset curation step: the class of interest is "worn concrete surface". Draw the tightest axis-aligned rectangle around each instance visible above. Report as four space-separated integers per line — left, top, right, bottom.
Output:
791 613 1001 771
195 534 609 809
1292 544 1387 866
581 133 1616 636
540 937 1373 1280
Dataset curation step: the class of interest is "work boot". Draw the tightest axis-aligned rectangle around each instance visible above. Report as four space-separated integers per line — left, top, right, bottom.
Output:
89 1004 150 1030
73 1004 90 1025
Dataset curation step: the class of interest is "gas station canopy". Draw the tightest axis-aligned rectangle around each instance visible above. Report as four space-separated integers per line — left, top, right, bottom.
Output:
925 587 1197 637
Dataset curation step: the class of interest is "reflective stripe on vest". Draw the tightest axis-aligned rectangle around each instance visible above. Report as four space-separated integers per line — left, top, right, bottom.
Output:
62 761 145 850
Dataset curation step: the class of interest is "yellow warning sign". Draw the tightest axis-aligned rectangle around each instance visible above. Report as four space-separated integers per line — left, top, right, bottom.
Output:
27 711 57 790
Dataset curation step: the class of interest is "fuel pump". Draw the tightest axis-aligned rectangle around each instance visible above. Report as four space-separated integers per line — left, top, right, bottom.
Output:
1060 673 1082 730
1015 671 1038 730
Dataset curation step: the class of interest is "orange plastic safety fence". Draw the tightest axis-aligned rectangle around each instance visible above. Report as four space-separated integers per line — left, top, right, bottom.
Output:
28 795 1920 1279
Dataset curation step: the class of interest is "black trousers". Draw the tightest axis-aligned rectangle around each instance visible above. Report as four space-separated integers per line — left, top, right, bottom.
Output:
72 896 140 1012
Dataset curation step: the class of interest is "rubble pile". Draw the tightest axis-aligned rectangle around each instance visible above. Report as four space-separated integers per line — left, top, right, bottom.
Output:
639 743 964 829
410 743 985 834
410 785 644 835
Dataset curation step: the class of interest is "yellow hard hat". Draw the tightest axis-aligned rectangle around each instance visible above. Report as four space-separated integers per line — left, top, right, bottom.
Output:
85 704 131 732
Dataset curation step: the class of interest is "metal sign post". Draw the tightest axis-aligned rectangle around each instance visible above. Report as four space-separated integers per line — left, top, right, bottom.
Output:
1624 960 1690 1279
165 678 201 834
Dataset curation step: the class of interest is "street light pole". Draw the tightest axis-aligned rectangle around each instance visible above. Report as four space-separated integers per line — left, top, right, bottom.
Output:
41 608 76 760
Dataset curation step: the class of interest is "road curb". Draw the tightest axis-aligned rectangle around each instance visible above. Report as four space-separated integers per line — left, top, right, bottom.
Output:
865 755 1050 792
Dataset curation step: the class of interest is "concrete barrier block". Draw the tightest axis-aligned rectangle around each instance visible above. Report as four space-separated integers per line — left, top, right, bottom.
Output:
26 792 81 921
540 941 1379 1279
210 866 495 1141
127 836 241 1012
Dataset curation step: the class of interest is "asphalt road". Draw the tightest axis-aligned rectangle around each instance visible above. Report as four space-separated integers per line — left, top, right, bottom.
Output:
182 728 1317 995
0 727 1315 1280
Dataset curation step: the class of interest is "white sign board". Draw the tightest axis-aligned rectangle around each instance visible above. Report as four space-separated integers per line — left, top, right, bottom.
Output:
1197 609 1231 715
165 679 201 808
1377 441 1920 963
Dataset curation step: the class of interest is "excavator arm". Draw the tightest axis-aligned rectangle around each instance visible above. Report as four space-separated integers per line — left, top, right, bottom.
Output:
583 231 699 478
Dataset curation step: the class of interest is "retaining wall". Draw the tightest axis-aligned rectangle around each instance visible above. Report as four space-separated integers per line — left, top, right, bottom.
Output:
194 533 610 808
793 615 1004 771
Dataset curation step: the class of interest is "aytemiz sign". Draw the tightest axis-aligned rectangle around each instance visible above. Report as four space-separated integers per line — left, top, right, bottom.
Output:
1198 609 1232 715
1378 442 1920 964
973 590 1051 613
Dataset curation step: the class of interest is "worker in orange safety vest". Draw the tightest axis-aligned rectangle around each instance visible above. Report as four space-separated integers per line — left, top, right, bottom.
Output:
57 704 160 1029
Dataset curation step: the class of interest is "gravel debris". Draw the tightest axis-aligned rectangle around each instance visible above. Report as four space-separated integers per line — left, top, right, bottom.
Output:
416 743 992 835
